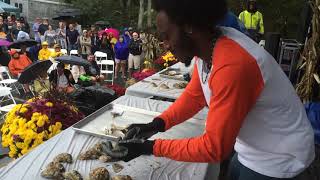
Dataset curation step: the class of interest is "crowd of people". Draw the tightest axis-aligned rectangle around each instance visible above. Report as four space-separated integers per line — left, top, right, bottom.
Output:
0 13 148 97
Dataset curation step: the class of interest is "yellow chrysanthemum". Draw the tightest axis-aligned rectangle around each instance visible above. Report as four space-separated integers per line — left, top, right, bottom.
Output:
19 107 28 114
36 118 45 127
45 102 53 107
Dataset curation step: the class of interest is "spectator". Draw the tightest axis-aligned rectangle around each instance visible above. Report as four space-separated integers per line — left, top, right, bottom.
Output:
19 17 30 34
66 24 80 52
12 21 23 40
38 41 51 61
44 25 57 47
128 27 134 36
91 30 100 54
109 32 117 50
114 35 129 79
34 70 50 96
123 28 132 44
71 65 86 83
51 44 65 58
74 22 82 36
239 0 264 42
32 17 41 42
6 16 15 28
83 54 104 83
49 62 75 93
90 25 96 34
128 32 142 76
29 42 41 61
0 46 10 66
11 15 16 23
38 18 49 42
99 32 113 59
56 21 67 49
0 16 8 34
79 30 91 59
8 49 32 96
19 44 33 61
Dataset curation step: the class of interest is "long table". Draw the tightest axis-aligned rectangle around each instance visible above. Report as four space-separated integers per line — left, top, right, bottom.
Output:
0 96 219 180
126 62 191 100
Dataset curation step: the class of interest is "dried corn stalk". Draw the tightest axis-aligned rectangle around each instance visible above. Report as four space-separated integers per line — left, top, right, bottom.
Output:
296 0 320 102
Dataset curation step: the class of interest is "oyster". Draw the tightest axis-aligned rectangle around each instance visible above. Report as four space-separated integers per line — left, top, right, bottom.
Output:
89 167 109 180
99 155 112 163
63 170 83 180
112 163 124 173
105 124 126 138
41 162 65 179
150 82 158 87
160 84 170 89
111 175 133 180
78 143 103 160
173 82 188 89
53 153 73 163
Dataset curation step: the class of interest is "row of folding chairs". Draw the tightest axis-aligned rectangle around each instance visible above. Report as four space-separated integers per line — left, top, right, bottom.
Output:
0 66 25 95
69 51 115 85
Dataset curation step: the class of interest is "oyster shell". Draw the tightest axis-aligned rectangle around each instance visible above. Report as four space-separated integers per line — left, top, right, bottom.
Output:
78 143 103 160
150 82 158 87
89 167 109 180
63 170 83 180
99 155 112 163
111 175 133 180
173 82 188 89
53 153 73 163
112 163 124 173
160 84 170 89
41 162 65 179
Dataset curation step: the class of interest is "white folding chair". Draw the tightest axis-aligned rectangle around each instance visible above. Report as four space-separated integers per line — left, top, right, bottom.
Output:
0 66 21 95
94 51 108 68
61 49 68 55
70 50 78 56
100 60 114 85
94 51 108 61
0 87 16 120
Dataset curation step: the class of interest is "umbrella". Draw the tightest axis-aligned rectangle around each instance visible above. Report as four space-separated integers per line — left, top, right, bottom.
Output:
8 39 38 49
98 30 106 38
52 16 73 21
0 7 5 14
18 60 53 84
55 55 90 66
105 28 119 39
95 21 110 26
0 39 11 47
57 8 81 17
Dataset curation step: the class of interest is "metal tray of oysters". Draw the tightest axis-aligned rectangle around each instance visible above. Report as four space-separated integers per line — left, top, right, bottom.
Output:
159 67 185 80
72 103 160 141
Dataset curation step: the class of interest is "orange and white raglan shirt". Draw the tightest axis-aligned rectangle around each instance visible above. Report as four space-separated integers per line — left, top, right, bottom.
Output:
153 27 315 178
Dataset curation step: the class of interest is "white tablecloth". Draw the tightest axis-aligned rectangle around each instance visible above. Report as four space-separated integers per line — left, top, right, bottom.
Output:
0 96 218 180
126 62 190 100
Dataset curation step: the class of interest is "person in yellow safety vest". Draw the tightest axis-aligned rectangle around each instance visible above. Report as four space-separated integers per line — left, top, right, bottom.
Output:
239 0 264 41
38 41 52 61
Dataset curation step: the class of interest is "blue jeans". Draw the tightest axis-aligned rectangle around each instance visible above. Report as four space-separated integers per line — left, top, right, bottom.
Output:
228 154 303 180
68 43 78 52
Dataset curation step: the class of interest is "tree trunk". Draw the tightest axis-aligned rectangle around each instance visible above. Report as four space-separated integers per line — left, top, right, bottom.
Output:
119 0 124 8
147 0 152 28
138 0 145 30
126 0 132 8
